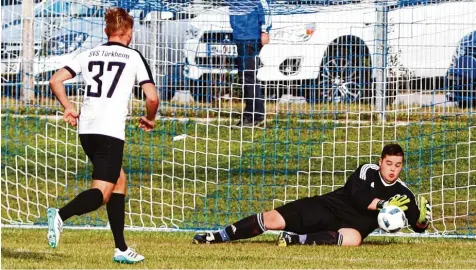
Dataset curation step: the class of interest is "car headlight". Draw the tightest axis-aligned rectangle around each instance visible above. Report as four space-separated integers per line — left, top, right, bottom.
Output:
42 33 89 56
185 25 200 40
271 23 315 43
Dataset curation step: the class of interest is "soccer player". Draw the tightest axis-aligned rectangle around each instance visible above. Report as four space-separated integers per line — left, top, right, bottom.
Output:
193 143 432 246
47 7 158 263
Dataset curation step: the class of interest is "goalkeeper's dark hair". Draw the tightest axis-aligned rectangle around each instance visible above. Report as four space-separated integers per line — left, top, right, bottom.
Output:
381 143 404 161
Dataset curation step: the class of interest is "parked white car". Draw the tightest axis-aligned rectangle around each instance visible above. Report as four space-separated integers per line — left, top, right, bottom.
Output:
1 0 114 95
182 0 476 102
1 0 186 99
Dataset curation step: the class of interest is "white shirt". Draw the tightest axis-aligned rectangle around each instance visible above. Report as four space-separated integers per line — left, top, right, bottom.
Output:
65 42 154 140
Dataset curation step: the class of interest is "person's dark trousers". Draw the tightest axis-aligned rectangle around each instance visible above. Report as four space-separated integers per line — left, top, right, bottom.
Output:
236 40 264 122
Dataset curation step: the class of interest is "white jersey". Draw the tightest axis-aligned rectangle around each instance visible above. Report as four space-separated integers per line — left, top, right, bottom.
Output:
64 41 154 140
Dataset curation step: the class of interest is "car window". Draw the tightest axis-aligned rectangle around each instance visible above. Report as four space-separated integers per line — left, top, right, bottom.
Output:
140 10 196 21
1 0 21 5
1 0 42 5
175 12 196 20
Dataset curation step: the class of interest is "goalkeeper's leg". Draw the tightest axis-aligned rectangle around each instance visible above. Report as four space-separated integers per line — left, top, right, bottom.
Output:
193 210 285 244
192 195 335 244
278 228 362 247
192 196 324 244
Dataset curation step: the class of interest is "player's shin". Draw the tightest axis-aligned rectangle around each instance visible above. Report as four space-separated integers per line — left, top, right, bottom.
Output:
58 188 104 221
107 193 127 251
214 213 267 242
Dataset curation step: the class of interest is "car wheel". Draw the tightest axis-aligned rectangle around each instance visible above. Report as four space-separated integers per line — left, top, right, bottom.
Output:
305 41 372 103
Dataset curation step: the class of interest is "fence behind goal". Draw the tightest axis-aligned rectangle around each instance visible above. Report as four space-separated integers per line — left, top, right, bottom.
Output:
1 0 475 237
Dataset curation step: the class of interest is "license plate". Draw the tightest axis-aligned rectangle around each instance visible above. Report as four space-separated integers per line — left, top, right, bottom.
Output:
208 44 237 56
1 63 19 74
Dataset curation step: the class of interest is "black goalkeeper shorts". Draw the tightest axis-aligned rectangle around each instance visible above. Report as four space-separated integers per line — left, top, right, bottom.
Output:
79 134 124 183
275 195 343 234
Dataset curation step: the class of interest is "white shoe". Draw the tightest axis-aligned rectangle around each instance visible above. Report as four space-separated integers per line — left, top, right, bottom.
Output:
47 208 63 248
113 247 145 264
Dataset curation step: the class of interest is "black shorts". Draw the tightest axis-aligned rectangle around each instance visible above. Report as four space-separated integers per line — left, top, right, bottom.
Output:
275 195 343 234
79 134 124 183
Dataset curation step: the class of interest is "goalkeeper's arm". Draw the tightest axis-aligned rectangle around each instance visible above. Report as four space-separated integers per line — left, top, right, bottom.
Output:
402 193 431 232
415 197 431 229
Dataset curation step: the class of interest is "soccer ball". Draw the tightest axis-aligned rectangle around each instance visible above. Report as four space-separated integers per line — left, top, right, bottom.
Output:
377 205 407 233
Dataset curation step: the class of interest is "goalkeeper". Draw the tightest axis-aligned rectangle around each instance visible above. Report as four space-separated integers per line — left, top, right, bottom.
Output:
193 143 432 246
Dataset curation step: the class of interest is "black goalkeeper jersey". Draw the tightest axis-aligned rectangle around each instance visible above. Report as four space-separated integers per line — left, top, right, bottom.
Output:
319 164 425 237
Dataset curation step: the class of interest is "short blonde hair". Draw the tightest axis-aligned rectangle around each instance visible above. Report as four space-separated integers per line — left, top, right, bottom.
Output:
104 7 133 37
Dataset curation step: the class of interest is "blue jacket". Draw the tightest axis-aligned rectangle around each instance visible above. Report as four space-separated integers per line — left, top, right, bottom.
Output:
228 0 272 41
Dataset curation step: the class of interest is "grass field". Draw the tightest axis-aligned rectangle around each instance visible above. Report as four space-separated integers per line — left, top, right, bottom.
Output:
2 228 476 269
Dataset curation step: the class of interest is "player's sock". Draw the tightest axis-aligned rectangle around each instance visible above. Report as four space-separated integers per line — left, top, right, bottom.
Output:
107 193 127 252
214 213 266 242
58 188 104 221
300 231 343 246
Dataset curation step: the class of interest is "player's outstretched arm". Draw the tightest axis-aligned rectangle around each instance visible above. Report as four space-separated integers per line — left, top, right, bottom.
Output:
49 68 78 126
139 83 159 131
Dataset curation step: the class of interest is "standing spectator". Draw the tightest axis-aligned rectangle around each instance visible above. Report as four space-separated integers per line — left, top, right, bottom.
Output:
229 0 271 127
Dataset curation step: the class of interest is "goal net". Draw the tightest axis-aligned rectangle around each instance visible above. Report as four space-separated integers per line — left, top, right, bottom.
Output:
1 0 475 237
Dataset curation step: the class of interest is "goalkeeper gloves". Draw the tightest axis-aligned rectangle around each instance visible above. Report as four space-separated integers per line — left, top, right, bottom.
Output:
417 196 432 226
377 194 411 211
